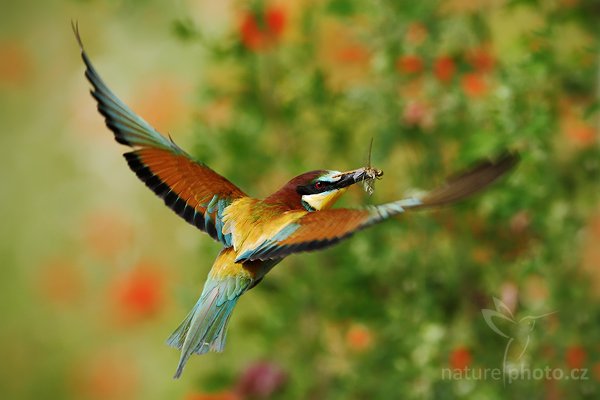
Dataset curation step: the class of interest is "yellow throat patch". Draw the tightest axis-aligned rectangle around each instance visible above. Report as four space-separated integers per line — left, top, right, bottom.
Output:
301 188 347 211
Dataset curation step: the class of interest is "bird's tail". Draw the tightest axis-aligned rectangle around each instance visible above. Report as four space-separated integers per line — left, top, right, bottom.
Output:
166 276 248 379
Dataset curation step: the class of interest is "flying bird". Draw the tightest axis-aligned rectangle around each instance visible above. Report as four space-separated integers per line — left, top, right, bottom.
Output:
73 23 519 378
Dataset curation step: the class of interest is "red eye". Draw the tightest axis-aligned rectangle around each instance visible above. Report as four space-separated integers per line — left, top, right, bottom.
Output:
315 181 323 189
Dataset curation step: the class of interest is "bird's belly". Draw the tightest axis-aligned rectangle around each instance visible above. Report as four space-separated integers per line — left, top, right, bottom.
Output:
209 247 283 284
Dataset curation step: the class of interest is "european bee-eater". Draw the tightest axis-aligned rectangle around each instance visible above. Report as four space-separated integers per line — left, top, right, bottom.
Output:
74 24 518 378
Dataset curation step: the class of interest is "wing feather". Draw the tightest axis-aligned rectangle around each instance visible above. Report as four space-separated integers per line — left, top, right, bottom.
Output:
74 23 246 245
236 153 519 262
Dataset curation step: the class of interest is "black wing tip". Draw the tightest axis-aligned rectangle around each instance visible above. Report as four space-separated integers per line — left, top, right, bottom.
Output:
417 150 521 208
472 150 520 180
80 48 135 148
494 151 520 172
483 150 521 181
71 20 84 51
243 236 347 263
448 150 520 183
72 22 98 91
123 151 215 235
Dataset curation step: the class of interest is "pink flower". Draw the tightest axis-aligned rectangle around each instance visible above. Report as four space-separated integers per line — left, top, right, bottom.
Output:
236 361 286 398
403 100 434 129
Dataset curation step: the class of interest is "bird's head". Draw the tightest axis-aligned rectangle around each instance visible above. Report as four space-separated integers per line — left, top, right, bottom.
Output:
266 168 381 211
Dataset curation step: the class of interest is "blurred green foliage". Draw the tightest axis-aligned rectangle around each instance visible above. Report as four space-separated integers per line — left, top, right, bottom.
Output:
1 0 599 399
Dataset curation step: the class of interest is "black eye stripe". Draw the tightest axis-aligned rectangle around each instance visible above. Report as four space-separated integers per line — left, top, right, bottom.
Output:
315 181 331 190
297 180 329 195
296 173 359 195
296 185 313 195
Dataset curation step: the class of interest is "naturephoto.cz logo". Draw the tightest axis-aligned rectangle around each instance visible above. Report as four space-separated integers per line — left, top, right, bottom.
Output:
441 297 589 385
442 364 589 385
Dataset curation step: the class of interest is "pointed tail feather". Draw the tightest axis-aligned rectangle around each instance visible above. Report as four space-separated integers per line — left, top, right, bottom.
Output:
167 277 248 379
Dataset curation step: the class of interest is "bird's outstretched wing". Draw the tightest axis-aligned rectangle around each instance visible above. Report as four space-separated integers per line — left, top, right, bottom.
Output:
235 153 519 262
73 23 246 246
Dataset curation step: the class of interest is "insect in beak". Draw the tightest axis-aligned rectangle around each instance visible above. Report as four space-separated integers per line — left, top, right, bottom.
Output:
362 138 383 196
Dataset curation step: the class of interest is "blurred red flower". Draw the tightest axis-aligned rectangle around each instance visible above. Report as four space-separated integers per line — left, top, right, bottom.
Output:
0 40 31 86
346 323 374 352
37 258 84 305
84 210 134 261
559 99 597 148
133 78 190 133
434 56 455 82
405 22 428 46
240 6 287 51
71 350 138 400
450 346 472 370
593 362 600 381
461 73 488 98
112 261 166 322
396 55 424 74
318 20 372 90
240 14 264 50
236 361 286 398
403 100 435 129
565 345 586 369
266 7 286 36
336 45 370 63
467 46 495 73
564 120 596 147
